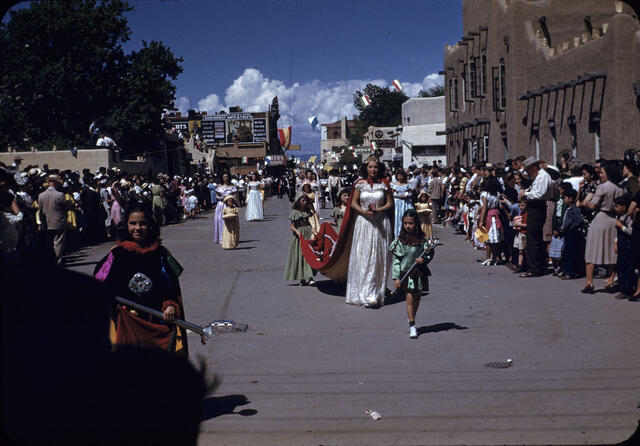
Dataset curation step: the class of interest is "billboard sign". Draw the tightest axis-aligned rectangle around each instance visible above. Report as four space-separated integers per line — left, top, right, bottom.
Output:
202 113 267 145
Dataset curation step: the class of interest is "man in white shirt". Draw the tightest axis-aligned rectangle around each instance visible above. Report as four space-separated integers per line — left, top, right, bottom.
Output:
519 157 552 277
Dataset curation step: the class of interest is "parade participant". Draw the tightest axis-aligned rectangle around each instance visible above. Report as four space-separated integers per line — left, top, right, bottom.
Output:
415 191 433 238
329 187 351 231
245 172 264 221
305 169 322 215
284 192 316 286
390 209 435 339
222 195 240 250
150 177 165 226
94 204 188 355
346 155 393 308
212 173 237 244
391 168 414 237
301 181 320 234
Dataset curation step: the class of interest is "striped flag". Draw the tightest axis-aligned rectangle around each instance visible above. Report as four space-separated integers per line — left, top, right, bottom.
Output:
392 79 404 92
361 94 371 107
370 141 378 152
349 146 354 152
242 156 248 164
278 126 292 149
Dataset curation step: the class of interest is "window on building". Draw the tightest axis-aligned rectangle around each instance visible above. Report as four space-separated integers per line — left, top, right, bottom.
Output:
492 60 507 112
499 58 506 109
468 58 477 99
449 78 459 111
478 49 487 96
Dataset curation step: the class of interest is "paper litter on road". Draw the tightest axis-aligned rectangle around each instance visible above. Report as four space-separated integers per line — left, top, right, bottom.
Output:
484 358 513 368
365 410 382 420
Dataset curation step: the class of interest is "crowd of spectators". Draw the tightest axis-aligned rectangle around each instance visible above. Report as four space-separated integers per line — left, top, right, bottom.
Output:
402 152 639 300
0 162 283 265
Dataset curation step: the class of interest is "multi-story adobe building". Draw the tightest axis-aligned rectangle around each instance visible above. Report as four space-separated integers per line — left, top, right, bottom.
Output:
442 0 640 167
320 117 358 163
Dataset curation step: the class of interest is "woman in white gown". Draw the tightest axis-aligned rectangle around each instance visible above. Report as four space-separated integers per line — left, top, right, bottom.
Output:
346 155 394 308
245 172 264 221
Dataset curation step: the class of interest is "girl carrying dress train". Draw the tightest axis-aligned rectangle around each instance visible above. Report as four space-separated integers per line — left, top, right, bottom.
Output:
301 181 320 235
284 192 316 286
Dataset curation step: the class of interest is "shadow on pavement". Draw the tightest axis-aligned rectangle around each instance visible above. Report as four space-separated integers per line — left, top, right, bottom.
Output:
316 279 346 297
418 322 468 334
238 240 258 243
201 394 257 420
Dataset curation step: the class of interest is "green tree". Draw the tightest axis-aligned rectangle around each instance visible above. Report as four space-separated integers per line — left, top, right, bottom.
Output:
350 84 407 145
0 0 183 153
418 84 445 97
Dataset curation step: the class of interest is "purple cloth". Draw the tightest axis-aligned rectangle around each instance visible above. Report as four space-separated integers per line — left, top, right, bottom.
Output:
94 252 114 281
212 201 224 243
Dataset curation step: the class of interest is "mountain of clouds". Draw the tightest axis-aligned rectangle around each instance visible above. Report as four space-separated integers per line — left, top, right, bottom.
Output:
175 68 443 154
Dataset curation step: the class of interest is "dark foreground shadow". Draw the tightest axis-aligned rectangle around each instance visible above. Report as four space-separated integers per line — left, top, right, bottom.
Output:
418 322 468 334
232 246 254 250
201 395 257 420
238 240 258 243
316 279 346 297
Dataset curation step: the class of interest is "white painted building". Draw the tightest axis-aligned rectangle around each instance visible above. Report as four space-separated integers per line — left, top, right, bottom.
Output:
401 96 446 168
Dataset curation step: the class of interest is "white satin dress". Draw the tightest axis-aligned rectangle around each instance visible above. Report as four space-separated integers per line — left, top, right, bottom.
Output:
346 182 392 307
245 181 263 221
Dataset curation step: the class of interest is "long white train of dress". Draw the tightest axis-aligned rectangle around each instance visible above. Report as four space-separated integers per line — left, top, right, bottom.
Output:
245 181 264 221
345 182 392 307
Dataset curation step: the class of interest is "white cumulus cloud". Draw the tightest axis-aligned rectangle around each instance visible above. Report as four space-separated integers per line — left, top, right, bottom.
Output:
190 68 443 154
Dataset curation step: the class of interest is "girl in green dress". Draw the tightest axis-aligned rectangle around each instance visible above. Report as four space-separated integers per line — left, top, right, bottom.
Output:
390 209 435 339
284 192 316 286
329 187 351 231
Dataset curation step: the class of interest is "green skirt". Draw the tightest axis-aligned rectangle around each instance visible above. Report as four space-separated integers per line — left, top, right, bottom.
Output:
284 226 314 281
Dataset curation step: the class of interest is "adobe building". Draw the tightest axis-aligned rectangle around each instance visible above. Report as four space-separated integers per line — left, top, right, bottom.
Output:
401 96 446 168
320 117 358 163
442 0 640 167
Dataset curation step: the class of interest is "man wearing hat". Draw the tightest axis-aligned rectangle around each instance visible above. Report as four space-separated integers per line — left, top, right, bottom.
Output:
519 156 553 277
37 175 69 264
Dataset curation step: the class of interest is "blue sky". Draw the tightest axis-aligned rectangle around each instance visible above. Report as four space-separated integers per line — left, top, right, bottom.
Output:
6 0 462 156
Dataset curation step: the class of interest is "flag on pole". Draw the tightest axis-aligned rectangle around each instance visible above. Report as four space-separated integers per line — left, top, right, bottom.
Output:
392 79 404 92
278 126 292 149
349 146 354 152
242 156 248 164
308 116 318 130
370 141 378 152
361 94 371 107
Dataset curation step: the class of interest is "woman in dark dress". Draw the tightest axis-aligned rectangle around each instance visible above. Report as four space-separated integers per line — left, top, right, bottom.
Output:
94 205 188 355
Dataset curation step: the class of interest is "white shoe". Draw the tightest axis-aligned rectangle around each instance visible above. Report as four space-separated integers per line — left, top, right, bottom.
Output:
409 325 418 339
480 259 492 266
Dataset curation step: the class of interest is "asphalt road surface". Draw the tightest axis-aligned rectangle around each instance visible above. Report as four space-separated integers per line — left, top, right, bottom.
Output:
68 197 640 445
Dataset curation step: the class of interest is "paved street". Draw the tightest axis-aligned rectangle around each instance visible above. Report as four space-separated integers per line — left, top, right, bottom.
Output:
68 197 640 445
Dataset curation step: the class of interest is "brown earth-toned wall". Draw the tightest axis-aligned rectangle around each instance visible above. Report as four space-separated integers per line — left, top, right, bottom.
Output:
444 0 640 166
